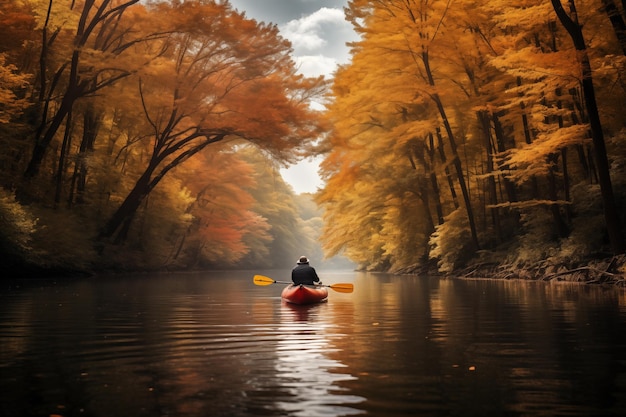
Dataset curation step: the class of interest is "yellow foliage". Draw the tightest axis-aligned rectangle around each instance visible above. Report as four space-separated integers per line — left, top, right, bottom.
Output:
0 55 32 123
318 0 626 271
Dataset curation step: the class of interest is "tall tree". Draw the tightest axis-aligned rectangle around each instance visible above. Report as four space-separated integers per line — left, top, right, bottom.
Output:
99 1 326 243
321 0 626 272
23 0 146 180
319 0 485 270
551 0 625 254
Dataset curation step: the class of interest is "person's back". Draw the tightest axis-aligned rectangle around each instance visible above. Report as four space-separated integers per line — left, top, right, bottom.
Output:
291 256 320 286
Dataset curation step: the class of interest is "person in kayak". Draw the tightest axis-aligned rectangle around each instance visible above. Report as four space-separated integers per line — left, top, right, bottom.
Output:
291 256 321 286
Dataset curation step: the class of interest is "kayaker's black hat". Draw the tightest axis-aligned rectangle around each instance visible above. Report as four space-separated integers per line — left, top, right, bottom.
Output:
297 256 309 264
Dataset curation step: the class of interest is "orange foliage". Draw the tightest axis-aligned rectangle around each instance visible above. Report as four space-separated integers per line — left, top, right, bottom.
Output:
95 0 327 242
168 146 271 265
320 0 626 271
0 0 37 59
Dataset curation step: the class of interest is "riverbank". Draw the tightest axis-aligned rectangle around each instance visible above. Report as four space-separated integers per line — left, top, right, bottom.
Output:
393 254 626 287
5 245 626 287
455 254 626 286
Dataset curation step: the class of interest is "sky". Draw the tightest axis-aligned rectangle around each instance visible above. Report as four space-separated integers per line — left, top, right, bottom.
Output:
228 0 358 193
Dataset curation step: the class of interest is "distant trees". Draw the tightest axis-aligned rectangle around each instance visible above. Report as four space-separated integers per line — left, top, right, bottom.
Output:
319 0 626 272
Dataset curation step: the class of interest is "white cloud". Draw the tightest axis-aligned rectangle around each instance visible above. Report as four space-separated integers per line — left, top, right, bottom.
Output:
277 7 359 191
280 7 347 53
294 54 338 78
279 7 351 56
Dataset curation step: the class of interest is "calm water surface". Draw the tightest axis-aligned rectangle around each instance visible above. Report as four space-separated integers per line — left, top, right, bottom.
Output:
2 271 626 417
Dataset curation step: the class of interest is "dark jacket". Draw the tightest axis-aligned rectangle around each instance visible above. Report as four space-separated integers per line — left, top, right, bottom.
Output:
291 264 320 285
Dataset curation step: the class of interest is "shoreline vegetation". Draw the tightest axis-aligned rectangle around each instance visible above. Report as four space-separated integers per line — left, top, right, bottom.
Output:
397 255 626 287
5 250 626 288
461 256 626 286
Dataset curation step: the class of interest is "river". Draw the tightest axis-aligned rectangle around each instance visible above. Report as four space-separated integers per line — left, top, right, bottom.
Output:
1 270 626 417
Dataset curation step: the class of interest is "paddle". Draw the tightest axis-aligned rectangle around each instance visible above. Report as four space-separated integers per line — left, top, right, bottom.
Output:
253 275 354 293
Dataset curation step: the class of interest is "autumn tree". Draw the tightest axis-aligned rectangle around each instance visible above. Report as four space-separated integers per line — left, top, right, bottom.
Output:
550 0 624 254
0 0 37 64
161 146 272 268
320 0 626 273
486 0 625 257
3 0 624 274
98 0 326 244
0 0 327 272
22 0 146 182
319 0 487 271
0 55 32 125
0 1 37 185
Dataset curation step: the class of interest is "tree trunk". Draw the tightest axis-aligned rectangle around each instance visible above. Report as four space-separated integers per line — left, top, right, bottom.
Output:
54 110 73 207
551 0 625 254
478 111 502 244
556 89 572 223
422 49 480 250
492 112 518 203
24 91 75 178
435 128 459 209
99 169 154 243
24 0 139 180
69 107 101 205
602 0 626 55
427 133 444 225
408 141 438 234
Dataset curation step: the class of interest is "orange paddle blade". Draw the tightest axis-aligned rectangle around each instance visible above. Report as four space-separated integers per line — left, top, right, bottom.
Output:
253 275 276 286
328 283 354 293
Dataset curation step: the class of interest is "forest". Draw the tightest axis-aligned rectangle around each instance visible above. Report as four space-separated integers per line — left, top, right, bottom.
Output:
1 0 625 281
318 0 626 281
0 0 333 275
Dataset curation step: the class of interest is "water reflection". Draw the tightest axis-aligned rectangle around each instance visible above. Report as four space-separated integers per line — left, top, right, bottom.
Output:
2 273 626 417
274 302 365 416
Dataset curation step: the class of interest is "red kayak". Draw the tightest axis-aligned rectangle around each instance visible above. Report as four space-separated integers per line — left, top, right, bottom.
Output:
281 284 328 305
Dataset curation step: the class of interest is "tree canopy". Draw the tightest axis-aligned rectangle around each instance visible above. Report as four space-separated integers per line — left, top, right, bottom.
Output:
317 0 626 273
0 0 327 273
